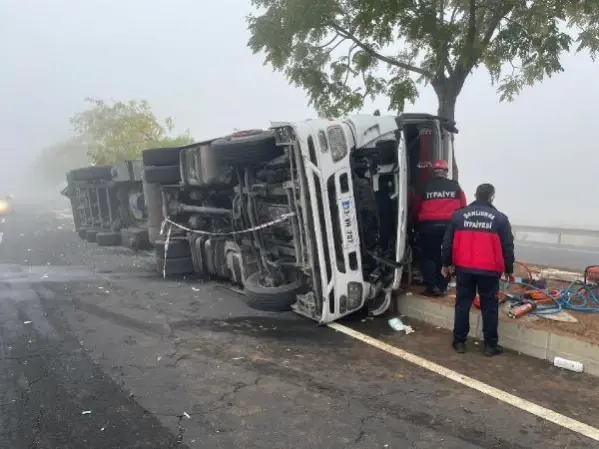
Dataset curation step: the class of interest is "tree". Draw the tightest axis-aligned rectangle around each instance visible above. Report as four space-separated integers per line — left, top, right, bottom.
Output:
70 98 193 164
33 136 91 186
247 0 599 123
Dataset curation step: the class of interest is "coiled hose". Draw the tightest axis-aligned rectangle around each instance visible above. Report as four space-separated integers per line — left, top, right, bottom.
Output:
500 263 599 315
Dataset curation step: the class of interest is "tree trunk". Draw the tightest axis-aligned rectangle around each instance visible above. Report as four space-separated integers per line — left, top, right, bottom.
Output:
432 81 459 181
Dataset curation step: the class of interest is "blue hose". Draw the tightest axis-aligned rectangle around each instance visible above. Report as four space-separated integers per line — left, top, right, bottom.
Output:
500 280 599 315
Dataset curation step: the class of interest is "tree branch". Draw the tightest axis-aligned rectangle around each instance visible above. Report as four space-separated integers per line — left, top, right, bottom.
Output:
449 5 460 27
329 22 433 78
321 37 348 56
453 3 515 86
466 0 477 47
314 34 340 49
434 0 453 78
457 0 477 72
479 5 514 49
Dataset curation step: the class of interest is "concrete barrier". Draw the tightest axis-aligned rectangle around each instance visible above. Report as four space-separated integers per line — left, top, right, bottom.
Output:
397 294 599 377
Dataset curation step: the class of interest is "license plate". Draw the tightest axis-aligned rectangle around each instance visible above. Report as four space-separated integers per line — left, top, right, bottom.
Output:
340 198 355 246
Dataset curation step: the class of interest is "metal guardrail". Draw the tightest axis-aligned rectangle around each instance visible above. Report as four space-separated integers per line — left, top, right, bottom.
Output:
512 224 599 247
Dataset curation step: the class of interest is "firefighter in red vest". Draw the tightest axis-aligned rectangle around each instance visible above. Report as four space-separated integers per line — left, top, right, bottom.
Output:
413 160 467 296
441 183 515 356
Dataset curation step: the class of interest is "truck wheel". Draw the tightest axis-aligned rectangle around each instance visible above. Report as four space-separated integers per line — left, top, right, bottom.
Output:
96 231 122 246
242 272 304 312
77 230 87 240
71 165 114 181
211 130 282 166
143 165 181 185
142 147 183 167
155 238 191 259
121 228 152 251
85 229 99 242
156 256 194 276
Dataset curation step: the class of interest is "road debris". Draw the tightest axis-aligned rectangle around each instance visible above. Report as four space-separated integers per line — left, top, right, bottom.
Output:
388 317 414 334
183 412 191 419
82 410 92 415
23 321 32 325
553 356 584 373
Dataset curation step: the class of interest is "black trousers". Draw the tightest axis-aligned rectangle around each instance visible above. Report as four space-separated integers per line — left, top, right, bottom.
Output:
453 271 500 347
419 222 449 291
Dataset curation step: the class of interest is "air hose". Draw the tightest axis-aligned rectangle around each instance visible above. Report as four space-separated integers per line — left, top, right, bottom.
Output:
500 263 599 315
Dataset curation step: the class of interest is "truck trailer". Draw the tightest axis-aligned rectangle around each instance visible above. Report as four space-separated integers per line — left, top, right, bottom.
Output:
62 160 150 249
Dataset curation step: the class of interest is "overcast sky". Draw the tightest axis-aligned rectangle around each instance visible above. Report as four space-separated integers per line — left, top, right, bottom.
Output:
2 0 598 227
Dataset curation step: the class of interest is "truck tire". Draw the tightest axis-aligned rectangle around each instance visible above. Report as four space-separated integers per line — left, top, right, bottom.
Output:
143 165 181 185
85 229 99 242
121 228 152 251
156 256 194 276
211 130 282 166
96 231 122 246
155 238 191 259
242 272 304 312
77 230 87 240
142 147 183 167
71 166 114 181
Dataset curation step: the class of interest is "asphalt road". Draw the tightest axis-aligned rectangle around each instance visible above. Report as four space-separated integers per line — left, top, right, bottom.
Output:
516 241 599 271
1 203 599 448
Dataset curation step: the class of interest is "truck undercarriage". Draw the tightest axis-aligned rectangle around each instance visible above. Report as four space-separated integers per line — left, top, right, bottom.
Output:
142 113 457 323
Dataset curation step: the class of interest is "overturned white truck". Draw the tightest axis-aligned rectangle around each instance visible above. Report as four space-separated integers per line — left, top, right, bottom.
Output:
143 113 457 323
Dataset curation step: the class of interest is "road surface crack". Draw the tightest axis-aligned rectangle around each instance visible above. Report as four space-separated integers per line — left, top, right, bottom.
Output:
207 375 262 412
347 412 376 447
27 408 44 449
171 414 186 448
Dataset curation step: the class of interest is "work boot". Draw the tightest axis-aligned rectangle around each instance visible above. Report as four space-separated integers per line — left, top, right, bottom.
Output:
484 344 504 357
452 342 466 353
423 287 443 297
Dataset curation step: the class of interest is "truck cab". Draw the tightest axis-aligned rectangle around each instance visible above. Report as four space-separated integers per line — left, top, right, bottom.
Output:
276 113 456 322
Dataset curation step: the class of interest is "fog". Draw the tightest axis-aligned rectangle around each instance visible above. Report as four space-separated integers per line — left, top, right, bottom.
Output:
1 0 597 228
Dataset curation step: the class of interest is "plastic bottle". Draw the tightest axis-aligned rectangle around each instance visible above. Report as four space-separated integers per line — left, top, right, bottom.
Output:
388 317 414 334
553 356 584 373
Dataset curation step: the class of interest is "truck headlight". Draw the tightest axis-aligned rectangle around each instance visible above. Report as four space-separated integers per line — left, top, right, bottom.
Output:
347 282 363 310
327 125 348 162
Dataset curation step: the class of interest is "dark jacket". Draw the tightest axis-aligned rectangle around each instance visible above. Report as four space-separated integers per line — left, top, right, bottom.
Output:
441 200 515 276
413 176 467 224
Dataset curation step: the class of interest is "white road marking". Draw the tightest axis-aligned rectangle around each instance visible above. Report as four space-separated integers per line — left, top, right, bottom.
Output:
328 322 599 442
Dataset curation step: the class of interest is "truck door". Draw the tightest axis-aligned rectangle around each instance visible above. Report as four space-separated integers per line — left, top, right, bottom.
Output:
396 114 443 196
